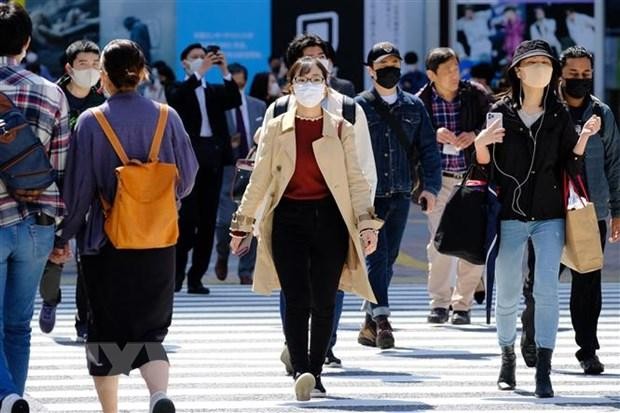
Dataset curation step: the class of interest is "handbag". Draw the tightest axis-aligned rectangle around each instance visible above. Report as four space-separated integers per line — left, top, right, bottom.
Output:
231 145 256 203
561 174 603 273
433 170 488 265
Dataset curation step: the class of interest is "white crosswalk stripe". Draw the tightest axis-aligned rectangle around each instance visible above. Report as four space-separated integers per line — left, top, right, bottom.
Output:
25 283 620 412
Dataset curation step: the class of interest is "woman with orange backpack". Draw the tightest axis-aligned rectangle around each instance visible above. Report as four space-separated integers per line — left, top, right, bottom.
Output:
57 39 198 413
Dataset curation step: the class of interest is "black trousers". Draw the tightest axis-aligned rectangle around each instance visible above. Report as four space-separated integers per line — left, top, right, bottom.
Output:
176 139 224 288
272 197 348 377
523 220 606 360
81 244 174 376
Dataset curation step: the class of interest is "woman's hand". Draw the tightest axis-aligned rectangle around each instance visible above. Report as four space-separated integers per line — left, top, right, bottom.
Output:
581 114 601 138
360 229 378 256
230 231 250 256
475 118 505 148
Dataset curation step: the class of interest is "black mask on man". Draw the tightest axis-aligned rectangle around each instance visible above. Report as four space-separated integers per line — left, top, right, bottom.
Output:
564 78 593 99
375 67 401 89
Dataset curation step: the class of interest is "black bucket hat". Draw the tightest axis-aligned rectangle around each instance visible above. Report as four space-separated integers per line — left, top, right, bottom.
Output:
509 40 557 69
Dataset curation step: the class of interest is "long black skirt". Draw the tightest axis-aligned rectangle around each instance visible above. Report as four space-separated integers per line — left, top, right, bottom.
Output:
81 243 175 376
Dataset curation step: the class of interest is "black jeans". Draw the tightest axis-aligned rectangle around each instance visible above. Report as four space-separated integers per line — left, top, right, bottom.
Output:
272 197 348 377
523 220 606 360
176 139 224 288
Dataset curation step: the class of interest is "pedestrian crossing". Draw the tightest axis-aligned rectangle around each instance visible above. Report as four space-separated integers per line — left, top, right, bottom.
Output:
26 283 620 412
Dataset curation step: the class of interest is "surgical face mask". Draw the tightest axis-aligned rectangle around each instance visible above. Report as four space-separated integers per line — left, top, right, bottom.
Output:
268 81 281 97
519 64 553 89
70 68 100 88
374 66 401 89
187 58 203 74
564 78 593 99
293 83 325 108
317 58 332 74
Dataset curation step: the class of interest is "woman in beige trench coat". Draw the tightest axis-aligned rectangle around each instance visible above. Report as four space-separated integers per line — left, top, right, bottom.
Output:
230 57 382 401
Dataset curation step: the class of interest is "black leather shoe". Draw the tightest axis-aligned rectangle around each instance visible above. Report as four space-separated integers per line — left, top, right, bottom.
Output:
580 355 604 375
451 310 471 325
427 308 449 324
187 285 210 295
497 345 516 390
535 348 554 398
520 333 537 368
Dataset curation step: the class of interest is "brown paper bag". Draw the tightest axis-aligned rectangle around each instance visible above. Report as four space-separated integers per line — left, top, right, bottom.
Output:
561 201 603 273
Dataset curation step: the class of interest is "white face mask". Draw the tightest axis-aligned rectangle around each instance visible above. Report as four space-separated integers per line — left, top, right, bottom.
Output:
268 81 281 97
519 64 553 89
70 68 100 88
317 58 332 74
293 83 325 108
187 58 204 74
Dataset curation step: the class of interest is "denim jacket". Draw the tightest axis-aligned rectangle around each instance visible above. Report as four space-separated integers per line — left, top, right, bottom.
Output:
356 88 441 198
573 96 620 219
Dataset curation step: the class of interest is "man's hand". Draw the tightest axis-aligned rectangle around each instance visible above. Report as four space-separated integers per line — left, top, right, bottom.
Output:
418 191 437 213
610 217 620 243
456 131 476 150
49 244 71 264
436 127 458 145
214 51 229 77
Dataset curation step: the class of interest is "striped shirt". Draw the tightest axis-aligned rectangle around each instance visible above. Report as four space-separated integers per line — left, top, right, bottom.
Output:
0 57 70 227
431 89 467 173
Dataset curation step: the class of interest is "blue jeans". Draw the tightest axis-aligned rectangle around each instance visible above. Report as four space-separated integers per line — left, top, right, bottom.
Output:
495 219 564 350
280 289 344 351
215 165 257 277
363 194 411 318
0 216 54 397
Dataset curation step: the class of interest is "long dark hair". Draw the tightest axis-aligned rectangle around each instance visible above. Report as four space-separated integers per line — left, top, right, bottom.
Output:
249 72 272 104
499 58 561 109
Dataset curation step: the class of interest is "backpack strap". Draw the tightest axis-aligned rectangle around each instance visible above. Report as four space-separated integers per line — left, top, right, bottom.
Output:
341 95 356 124
273 96 290 118
148 104 169 162
91 108 130 165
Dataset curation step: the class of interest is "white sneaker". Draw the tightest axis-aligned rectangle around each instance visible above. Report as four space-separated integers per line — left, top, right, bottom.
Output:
149 391 175 413
280 345 293 376
0 394 29 413
294 372 315 401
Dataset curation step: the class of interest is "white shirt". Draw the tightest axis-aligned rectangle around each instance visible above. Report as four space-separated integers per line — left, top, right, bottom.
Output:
381 93 398 105
192 72 233 137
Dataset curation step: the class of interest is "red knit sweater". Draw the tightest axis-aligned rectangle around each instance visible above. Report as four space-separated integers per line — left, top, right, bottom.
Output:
283 117 330 200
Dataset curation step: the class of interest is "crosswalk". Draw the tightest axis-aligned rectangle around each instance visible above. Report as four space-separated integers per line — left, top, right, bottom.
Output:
26 283 620 412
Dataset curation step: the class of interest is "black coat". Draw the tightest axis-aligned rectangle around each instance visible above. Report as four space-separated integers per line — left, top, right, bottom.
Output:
417 80 492 166
169 74 241 165
476 96 583 222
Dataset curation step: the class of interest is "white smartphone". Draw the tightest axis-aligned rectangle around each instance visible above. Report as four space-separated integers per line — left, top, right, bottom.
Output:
486 112 503 129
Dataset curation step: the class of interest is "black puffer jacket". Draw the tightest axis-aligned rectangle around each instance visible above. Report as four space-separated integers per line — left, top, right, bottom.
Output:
476 96 583 221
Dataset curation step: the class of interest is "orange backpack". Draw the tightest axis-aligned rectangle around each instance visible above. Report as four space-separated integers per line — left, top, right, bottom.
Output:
91 104 179 249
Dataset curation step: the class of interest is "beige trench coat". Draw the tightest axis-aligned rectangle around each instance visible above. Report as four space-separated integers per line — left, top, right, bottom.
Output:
231 108 382 303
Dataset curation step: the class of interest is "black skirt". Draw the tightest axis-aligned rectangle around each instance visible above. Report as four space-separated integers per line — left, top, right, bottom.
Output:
80 243 175 376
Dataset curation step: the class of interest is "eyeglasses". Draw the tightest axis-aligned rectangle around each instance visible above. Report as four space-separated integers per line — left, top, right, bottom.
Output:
293 76 325 85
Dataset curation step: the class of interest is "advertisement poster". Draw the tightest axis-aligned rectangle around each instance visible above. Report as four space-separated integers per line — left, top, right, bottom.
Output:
452 0 602 95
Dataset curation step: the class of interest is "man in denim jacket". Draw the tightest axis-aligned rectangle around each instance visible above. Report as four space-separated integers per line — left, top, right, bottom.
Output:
356 42 441 349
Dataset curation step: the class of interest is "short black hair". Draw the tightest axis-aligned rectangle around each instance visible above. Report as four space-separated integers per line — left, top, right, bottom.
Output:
324 42 337 62
64 40 100 66
180 43 206 61
228 62 248 81
470 62 494 83
404 51 418 65
0 2 32 57
425 47 459 73
285 33 328 67
560 46 594 68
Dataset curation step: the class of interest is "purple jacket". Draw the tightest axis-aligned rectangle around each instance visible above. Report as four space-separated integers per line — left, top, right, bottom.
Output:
60 92 198 254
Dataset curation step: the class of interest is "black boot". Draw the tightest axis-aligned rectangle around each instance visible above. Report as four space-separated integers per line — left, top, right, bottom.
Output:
497 345 516 390
535 348 554 398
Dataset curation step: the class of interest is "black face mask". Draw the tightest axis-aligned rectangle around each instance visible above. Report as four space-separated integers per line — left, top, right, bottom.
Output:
375 66 401 89
564 78 593 99
271 65 281 75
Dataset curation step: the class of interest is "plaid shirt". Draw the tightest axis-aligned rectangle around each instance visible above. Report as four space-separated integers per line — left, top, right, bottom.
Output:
431 88 467 173
0 57 70 227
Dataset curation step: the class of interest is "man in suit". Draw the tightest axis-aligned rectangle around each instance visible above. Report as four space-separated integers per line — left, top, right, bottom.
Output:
214 63 266 285
169 43 241 294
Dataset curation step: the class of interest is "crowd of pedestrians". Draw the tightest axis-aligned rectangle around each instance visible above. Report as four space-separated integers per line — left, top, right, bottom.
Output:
0 2 618 412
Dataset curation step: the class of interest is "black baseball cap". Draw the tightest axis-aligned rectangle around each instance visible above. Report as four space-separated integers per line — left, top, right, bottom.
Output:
365 42 402 66
509 40 557 69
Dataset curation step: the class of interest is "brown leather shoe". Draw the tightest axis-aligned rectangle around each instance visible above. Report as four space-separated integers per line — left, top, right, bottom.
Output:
239 275 252 285
215 257 228 281
375 316 395 349
357 314 377 347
